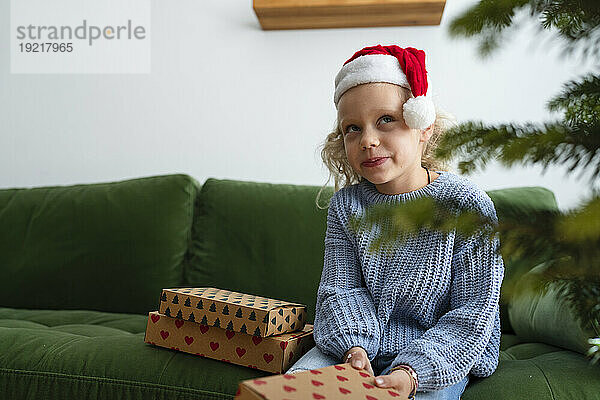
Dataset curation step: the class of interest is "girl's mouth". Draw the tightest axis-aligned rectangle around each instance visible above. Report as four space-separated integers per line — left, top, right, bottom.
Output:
362 157 388 167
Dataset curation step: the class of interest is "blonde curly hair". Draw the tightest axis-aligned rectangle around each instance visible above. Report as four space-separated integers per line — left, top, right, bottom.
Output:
315 85 458 209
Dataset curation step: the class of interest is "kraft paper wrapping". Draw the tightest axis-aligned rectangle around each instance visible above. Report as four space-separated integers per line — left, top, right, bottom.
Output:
235 363 405 400
159 287 307 337
144 311 315 374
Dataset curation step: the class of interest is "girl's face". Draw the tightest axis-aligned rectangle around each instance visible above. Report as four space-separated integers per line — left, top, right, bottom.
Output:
337 82 433 193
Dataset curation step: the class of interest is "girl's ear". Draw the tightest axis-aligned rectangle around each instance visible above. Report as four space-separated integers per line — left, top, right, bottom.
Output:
419 124 434 142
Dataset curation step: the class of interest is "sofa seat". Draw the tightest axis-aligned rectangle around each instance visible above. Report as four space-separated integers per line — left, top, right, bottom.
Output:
1 307 598 400
466 334 600 399
0 307 261 400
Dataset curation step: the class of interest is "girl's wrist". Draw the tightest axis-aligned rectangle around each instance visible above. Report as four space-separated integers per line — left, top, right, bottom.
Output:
389 364 418 399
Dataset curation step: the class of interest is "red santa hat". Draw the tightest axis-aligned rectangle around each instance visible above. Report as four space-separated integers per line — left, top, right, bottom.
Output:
333 44 436 130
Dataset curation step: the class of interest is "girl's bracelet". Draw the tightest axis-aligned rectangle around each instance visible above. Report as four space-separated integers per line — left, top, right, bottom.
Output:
389 364 418 399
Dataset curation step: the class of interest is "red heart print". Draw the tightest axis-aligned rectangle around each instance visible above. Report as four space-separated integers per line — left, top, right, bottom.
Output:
236 347 246 357
312 394 325 399
151 315 160 323
175 319 184 328
160 330 169 340
253 379 267 385
362 382 374 389
263 353 274 363
283 374 297 380
310 370 323 375
359 372 370 378
283 385 296 392
334 365 346 371
280 341 288 350
199 325 209 334
337 375 349 382
366 396 378 400
311 380 324 387
339 387 351 394
252 336 263 346
209 342 219 351
226 331 235 340
184 336 194 345
388 390 400 397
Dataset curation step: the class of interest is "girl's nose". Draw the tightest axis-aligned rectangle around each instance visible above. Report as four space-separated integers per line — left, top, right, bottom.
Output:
361 134 380 149
359 124 379 145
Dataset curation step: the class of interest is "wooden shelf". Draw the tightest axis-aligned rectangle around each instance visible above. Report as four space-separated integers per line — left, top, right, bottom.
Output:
253 0 446 30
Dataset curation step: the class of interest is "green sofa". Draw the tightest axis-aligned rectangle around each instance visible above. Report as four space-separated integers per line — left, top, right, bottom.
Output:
0 173 598 399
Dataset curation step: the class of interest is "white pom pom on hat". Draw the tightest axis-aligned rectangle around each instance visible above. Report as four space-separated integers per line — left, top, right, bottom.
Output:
402 91 437 129
333 44 436 130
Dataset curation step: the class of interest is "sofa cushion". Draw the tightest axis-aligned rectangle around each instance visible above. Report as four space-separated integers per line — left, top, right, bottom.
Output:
0 174 201 314
185 178 332 325
465 339 600 399
0 307 262 400
508 260 596 355
486 186 559 334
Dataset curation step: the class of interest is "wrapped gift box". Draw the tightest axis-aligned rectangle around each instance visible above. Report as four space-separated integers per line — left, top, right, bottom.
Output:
144 311 315 374
159 287 307 337
235 363 405 399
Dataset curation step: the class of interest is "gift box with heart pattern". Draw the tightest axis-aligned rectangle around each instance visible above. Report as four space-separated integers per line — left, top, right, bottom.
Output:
144 310 315 374
234 363 405 400
158 287 307 337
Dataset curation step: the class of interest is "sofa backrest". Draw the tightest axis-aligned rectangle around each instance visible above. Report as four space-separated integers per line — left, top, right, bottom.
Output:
188 178 560 335
0 174 200 315
183 178 332 326
0 173 560 330
486 186 559 334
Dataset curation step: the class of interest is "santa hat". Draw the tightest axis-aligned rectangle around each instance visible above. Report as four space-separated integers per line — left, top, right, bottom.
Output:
333 44 436 130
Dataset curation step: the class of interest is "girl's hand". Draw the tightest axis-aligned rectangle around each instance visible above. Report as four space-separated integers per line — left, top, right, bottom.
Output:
374 369 413 398
343 346 374 376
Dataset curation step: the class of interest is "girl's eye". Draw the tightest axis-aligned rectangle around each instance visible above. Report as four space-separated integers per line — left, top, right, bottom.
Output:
344 115 394 134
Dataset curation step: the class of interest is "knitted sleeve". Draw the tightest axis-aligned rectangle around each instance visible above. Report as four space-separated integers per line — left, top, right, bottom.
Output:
389 189 505 390
313 190 382 362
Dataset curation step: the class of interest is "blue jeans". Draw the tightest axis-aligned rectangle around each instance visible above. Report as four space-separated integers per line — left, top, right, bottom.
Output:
286 346 470 400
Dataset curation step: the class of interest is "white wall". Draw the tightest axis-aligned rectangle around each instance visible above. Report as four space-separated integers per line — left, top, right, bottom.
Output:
1 0 597 211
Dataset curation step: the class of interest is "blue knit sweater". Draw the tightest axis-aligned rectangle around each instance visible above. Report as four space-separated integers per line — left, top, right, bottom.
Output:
313 170 505 391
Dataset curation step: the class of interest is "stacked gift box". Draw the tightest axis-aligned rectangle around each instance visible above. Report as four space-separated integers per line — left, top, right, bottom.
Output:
144 287 315 373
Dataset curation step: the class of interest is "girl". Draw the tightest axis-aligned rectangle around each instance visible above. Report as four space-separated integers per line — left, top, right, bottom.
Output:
285 44 505 400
